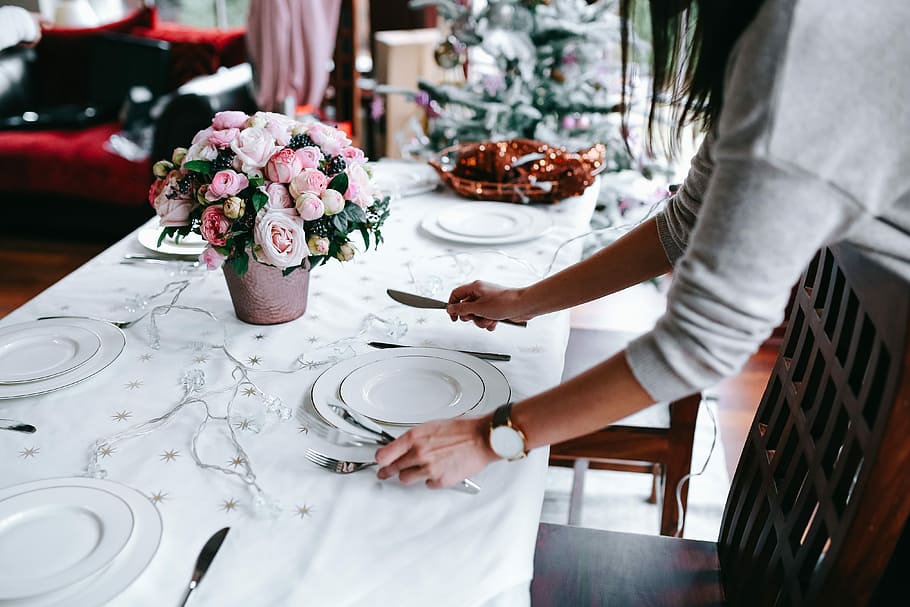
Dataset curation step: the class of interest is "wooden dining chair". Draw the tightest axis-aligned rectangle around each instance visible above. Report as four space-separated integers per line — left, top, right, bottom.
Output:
532 243 910 605
550 327 701 536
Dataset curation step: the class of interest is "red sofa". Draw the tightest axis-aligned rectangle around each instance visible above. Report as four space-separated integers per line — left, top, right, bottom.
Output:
0 6 248 239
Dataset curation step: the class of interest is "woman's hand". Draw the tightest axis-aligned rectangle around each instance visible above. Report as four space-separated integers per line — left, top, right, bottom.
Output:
375 416 500 489
446 281 533 331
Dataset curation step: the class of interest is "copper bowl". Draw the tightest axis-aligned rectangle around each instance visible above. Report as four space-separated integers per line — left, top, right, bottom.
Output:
428 139 605 204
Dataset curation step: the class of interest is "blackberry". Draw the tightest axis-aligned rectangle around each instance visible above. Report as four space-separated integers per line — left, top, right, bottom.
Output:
288 133 315 150
305 216 331 238
212 150 235 172
325 155 347 176
176 175 193 195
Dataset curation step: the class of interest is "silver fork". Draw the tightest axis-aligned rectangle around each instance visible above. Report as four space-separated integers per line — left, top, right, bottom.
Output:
305 449 481 494
305 449 376 473
36 312 151 330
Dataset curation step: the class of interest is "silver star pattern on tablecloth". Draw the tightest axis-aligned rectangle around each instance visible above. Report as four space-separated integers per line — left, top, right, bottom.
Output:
160 449 179 462
112 410 132 422
247 355 262 366
18 446 39 458
295 504 314 518
150 491 168 504
221 498 238 513
125 380 143 390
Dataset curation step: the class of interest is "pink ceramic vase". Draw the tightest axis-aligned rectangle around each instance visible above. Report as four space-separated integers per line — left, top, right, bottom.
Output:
222 260 309 324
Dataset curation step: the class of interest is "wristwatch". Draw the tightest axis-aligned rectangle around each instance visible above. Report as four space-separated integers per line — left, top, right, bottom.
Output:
489 403 528 461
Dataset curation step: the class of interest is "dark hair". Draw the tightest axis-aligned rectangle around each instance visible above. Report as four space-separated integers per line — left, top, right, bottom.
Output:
619 0 765 156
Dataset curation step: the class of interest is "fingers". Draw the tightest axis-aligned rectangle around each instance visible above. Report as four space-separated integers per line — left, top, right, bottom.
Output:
375 432 413 468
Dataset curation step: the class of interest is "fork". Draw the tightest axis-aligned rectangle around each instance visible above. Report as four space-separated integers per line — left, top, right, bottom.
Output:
305 449 481 494
36 311 151 330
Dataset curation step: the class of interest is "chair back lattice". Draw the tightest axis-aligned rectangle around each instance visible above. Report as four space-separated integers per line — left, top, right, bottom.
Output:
717 245 910 605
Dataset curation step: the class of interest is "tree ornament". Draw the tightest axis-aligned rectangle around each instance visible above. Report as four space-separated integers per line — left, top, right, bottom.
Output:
551 67 566 83
434 36 465 69
485 1 534 33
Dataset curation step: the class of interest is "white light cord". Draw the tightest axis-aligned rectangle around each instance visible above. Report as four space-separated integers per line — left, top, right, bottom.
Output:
674 394 719 538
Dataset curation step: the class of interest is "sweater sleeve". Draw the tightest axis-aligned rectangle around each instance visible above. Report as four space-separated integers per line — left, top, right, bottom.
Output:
625 157 864 402
0 7 38 52
654 131 716 264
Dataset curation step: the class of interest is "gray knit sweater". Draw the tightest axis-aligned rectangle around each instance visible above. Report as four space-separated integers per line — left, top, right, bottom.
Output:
625 0 910 402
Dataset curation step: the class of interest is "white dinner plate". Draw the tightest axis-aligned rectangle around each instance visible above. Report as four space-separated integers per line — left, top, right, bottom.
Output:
420 202 552 245
339 355 486 425
0 486 134 600
0 478 162 607
137 226 206 256
368 158 440 198
311 347 511 441
0 319 126 400
0 324 101 384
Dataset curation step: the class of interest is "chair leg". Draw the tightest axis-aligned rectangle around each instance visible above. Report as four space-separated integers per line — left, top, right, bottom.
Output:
647 463 660 504
567 459 589 526
659 394 701 536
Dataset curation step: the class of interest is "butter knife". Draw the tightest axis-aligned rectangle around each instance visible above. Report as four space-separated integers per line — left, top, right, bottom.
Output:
0 418 36 433
328 403 481 495
386 289 527 327
178 527 230 607
368 341 511 362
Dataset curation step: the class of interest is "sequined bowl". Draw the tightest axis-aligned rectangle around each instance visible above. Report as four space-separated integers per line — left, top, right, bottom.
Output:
428 139 605 204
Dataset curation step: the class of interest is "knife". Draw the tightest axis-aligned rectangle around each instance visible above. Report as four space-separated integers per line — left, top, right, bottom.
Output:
178 527 230 607
386 289 527 327
368 341 511 362
327 403 481 495
0 419 36 433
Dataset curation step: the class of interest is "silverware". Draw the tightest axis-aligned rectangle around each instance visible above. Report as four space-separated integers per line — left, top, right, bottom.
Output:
178 526 230 607
386 289 527 327
0 418 36 433
328 403 397 444
306 448 481 494
120 256 200 268
368 341 511 362
36 312 149 330
124 253 198 262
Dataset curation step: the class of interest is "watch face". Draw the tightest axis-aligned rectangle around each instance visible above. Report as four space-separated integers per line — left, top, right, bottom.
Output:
490 425 525 459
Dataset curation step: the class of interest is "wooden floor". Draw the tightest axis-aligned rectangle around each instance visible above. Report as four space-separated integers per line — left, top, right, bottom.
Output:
0 236 774 479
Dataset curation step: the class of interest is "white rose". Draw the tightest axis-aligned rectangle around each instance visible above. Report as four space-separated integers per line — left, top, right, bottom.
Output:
253 209 307 269
231 126 280 169
321 189 345 215
185 140 219 163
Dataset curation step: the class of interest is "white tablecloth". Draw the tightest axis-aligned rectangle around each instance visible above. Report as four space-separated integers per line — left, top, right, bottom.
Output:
0 181 597 607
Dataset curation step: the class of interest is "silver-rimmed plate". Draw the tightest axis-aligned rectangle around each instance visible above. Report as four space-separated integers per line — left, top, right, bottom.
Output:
420 202 552 245
0 319 125 400
0 323 101 384
137 226 206 257
310 347 511 437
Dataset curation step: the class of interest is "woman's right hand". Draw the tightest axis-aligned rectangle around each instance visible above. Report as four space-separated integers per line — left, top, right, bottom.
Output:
446 281 534 331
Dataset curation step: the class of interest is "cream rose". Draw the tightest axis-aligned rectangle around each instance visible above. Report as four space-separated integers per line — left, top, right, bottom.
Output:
289 168 329 198
253 209 307 269
231 126 280 170
295 192 325 220
321 189 345 215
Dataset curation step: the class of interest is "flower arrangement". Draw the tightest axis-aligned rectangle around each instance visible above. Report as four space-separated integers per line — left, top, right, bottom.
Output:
148 111 390 275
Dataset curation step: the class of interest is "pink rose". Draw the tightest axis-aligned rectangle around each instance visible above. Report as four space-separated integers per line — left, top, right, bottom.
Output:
265 148 303 183
258 111 296 146
199 247 226 270
321 189 345 215
307 234 330 256
308 123 351 157
208 128 240 148
295 192 325 220
213 111 249 130
192 127 214 145
206 169 249 202
295 146 323 170
185 140 218 163
289 168 329 198
344 165 375 208
341 147 366 165
253 210 306 269
265 183 294 210
153 170 193 227
148 178 166 207
231 126 280 170
200 205 231 246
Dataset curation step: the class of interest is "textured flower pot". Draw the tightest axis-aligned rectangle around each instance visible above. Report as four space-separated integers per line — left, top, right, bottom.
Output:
222 261 309 324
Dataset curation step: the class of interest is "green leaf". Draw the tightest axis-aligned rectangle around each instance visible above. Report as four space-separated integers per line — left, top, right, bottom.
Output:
332 214 349 233
308 254 327 268
249 176 265 188
344 203 366 223
282 265 301 276
358 225 370 250
156 226 180 247
231 251 249 276
183 160 212 176
252 190 269 212
328 172 349 194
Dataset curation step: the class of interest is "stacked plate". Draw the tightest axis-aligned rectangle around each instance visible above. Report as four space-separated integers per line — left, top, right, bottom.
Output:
309 347 510 457
368 158 441 199
0 477 162 606
420 201 552 245
0 319 126 400
136 226 206 257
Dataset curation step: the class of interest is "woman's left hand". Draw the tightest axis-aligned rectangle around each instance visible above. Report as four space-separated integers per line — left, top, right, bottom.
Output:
375 416 500 489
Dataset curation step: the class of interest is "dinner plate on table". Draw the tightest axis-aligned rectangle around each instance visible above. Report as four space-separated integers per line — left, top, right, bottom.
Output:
137 225 206 257
0 477 162 607
420 201 552 245
311 347 511 437
0 323 101 384
368 158 440 198
0 319 125 400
